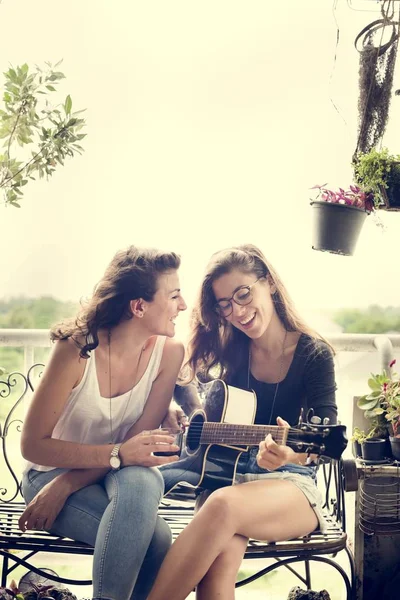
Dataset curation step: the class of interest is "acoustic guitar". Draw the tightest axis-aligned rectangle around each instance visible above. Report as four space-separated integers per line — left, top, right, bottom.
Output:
159 379 348 495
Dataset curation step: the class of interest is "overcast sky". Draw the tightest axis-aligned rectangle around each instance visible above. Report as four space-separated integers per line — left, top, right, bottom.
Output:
1 0 400 336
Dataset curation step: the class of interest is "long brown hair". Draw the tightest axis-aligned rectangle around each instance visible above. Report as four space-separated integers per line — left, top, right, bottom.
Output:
51 245 180 357
184 244 332 383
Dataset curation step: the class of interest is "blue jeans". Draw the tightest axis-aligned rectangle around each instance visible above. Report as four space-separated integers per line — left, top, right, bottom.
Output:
161 446 317 491
22 466 171 600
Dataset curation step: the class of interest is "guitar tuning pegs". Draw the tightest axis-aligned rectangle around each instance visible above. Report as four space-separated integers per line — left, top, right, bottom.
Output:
306 408 314 423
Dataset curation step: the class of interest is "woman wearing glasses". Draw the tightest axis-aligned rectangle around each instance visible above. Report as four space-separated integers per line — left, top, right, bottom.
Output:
148 243 337 600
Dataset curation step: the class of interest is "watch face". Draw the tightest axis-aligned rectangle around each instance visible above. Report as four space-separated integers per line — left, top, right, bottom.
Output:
110 456 121 469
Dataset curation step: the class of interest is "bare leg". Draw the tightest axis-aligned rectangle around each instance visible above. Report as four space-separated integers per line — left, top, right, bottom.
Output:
196 534 248 600
147 479 318 600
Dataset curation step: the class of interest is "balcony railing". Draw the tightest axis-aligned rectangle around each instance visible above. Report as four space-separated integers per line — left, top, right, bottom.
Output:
1 328 400 374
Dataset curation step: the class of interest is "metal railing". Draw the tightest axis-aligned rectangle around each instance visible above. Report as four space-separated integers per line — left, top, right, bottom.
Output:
1 329 400 375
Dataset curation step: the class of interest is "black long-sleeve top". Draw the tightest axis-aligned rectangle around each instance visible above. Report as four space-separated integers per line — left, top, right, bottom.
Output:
228 334 338 427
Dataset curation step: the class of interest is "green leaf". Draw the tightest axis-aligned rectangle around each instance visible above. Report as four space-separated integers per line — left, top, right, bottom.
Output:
370 407 385 416
366 391 381 400
357 396 380 410
64 95 72 115
368 377 381 391
8 68 17 82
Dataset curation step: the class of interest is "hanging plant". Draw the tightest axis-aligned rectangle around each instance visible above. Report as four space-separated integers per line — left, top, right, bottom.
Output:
354 2 400 156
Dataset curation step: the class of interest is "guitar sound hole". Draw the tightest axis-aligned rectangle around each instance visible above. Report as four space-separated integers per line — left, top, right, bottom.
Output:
186 413 204 452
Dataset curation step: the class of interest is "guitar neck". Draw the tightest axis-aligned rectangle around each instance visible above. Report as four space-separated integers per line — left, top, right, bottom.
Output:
201 423 288 446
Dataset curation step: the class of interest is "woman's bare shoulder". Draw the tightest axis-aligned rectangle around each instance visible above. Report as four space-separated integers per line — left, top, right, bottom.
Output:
164 336 185 355
159 337 185 369
46 338 86 382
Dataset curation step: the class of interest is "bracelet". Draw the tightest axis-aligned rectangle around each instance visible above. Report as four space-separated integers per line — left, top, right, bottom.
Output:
296 454 318 467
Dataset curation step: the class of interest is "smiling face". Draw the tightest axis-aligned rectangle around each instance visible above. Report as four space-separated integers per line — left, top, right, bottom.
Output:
143 270 187 337
212 269 276 339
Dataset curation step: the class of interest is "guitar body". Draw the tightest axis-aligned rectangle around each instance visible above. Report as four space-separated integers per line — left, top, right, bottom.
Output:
161 379 257 495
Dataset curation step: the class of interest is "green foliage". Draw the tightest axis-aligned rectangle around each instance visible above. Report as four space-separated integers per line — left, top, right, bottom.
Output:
0 61 86 207
0 295 77 329
0 582 77 599
351 427 368 444
0 296 77 375
353 147 400 208
357 365 400 437
333 305 400 334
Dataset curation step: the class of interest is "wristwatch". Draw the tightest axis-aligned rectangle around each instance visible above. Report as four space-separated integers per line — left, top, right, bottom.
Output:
109 443 122 470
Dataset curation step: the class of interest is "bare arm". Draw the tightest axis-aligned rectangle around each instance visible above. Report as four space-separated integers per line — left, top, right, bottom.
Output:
173 383 202 417
21 339 115 469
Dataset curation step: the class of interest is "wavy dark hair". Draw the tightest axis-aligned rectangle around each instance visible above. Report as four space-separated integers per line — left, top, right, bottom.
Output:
184 244 332 383
51 246 180 357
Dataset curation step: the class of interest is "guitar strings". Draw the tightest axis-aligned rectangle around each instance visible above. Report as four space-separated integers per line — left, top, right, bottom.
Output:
187 423 320 447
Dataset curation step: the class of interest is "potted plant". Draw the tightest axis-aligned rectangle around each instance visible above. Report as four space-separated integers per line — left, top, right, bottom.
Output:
0 578 77 600
351 427 367 458
356 363 400 461
378 360 400 460
353 147 400 211
310 183 374 256
0 61 86 208
0 582 77 599
360 431 389 462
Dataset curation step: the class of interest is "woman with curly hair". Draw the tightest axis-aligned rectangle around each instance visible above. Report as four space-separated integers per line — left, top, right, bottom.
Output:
19 245 187 600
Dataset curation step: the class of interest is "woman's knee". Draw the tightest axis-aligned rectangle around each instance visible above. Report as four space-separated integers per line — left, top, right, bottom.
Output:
107 466 164 502
200 487 237 528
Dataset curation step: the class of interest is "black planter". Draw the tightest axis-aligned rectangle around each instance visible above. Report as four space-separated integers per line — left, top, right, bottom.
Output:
361 437 390 462
380 182 400 211
389 436 400 460
352 440 362 459
310 200 369 256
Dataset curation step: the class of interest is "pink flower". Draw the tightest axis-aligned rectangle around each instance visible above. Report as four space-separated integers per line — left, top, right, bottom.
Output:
390 359 397 368
311 183 375 211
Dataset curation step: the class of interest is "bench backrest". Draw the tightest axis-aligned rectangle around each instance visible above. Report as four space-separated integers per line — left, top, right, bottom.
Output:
0 363 346 533
0 364 44 504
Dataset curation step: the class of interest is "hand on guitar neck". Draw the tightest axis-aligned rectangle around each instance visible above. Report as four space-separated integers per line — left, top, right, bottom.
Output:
257 416 318 470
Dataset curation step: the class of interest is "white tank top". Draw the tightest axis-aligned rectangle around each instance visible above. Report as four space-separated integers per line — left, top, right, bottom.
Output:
25 335 167 473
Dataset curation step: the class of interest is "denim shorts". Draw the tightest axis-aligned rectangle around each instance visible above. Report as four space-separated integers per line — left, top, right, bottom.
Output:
234 448 327 533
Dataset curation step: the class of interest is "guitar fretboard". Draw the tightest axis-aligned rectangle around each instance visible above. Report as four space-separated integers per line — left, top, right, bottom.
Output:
200 423 288 446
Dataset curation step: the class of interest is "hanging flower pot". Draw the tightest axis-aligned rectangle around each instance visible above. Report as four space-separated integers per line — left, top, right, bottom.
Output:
310 184 373 256
379 179 400 211
354 148 400 211
310 202 370 256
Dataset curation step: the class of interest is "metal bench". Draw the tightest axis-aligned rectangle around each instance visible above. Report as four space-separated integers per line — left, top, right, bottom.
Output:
0 365 358 597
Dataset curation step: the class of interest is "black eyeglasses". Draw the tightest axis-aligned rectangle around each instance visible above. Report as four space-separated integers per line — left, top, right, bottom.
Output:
214 278 262 317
